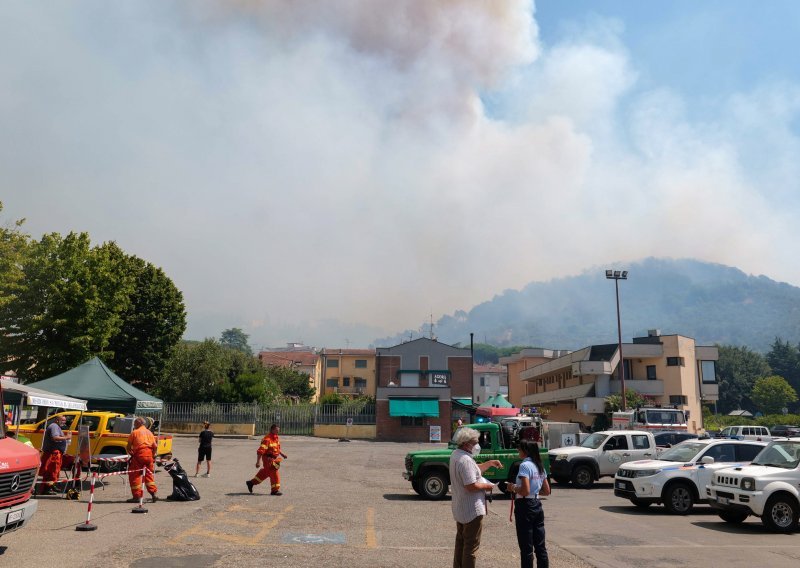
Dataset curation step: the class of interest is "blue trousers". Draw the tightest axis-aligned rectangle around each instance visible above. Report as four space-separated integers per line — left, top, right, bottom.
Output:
514 498 548 568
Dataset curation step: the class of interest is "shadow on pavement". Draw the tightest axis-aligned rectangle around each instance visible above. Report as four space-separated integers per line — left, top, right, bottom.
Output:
691 521 773 534
382 493 439 501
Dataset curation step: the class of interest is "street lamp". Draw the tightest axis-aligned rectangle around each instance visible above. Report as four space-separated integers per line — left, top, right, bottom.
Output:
605 269 628 411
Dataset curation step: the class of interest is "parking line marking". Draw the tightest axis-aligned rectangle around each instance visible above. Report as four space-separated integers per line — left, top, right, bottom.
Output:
365 507 377 548
169 504 293 546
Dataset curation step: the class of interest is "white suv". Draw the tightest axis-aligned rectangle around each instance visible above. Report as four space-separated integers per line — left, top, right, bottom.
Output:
614 439 765 514
708 438 800 532
718 425 772 441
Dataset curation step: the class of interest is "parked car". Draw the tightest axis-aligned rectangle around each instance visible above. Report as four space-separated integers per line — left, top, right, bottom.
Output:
718 425 772 441
653 431 699 449
708 438 800 532
614 439 766 514
770 424 800 438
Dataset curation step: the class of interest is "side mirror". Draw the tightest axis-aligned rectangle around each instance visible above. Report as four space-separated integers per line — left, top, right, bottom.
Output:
701 456 715 465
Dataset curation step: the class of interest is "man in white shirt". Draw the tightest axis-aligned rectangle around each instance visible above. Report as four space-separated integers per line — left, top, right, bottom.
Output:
449 427 502 568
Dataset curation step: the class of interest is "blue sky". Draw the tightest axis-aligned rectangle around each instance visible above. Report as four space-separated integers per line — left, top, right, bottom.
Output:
2 1 800 348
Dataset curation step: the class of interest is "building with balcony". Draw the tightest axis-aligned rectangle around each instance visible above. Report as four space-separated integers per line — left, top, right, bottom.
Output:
375 337 472 442
501 348 571 408
518 331 719 433
315 348 376 400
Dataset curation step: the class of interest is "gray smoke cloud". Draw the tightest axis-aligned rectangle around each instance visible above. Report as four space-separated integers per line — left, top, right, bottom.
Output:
2 1 799 347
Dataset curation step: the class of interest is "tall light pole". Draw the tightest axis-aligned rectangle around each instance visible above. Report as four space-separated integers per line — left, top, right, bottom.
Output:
606 269 628 411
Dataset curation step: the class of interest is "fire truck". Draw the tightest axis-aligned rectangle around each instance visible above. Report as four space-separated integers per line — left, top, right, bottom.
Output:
612 407 688 432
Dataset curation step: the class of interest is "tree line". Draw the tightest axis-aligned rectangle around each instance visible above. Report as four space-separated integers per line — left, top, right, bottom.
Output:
0 203 315 403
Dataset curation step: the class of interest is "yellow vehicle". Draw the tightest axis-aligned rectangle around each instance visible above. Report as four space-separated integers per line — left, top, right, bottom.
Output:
13 411 173 471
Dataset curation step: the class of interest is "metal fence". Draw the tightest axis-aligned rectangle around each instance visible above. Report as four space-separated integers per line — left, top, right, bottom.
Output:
162 402 375 436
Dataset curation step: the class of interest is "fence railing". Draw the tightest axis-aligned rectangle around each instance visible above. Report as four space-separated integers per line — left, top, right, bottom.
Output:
162 402 375 436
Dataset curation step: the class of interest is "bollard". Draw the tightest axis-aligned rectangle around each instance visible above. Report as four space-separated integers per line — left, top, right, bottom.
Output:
76 472 98 531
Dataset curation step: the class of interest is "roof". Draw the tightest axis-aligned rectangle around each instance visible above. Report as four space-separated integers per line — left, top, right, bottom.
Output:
1 378 88 411
259 351 318 367
727 409 754 417
24 357 162 413
473 364 506 373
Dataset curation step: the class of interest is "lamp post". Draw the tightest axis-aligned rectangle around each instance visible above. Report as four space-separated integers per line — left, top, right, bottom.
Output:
605 269 628 411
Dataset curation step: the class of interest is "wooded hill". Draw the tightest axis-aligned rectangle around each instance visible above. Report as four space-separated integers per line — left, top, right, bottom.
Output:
380 258 800 353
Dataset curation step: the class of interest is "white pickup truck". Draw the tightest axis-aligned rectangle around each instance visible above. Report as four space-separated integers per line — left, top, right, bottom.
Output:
549 430 657 489
707 438 800 532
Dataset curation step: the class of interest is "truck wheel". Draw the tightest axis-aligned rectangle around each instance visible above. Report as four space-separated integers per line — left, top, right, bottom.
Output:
571 465 594 489
553 476 570 485
630 498 652 509
762 495 799 533
718 510 748 524
421 470 449 500
664 482 694 515
411 480 422 495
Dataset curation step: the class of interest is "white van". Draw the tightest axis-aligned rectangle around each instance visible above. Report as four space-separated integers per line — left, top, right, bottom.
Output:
719 425 772 441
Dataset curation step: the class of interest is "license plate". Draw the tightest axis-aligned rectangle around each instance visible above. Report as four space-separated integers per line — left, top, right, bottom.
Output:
717 496 730 505
7 509 23 524
616 481 625 489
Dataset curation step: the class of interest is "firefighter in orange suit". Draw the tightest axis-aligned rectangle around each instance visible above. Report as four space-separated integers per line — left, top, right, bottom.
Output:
39 415 71 495
246 424 287 495
126 417 158 503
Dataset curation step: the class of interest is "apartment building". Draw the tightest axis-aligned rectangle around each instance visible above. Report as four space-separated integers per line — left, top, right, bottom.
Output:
315 348 376 400
518 331 719 433
501 348 571 408
472 364 508 404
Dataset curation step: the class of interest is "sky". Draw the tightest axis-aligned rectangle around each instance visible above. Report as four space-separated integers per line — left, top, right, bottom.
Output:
2 1 800 349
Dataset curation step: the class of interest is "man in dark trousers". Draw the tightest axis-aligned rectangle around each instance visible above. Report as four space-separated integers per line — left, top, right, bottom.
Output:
196 421 214 477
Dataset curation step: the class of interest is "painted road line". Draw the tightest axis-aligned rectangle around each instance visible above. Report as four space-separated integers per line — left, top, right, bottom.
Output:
365 507 377 549
169 504 293 546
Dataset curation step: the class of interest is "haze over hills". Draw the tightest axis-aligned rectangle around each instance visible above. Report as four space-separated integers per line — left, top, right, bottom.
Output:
376 258 800 353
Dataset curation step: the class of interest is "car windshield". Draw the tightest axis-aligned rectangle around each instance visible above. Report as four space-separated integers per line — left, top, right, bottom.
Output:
580 433 608 449
658 442 705 462
720 427 735 437
751 441 800 469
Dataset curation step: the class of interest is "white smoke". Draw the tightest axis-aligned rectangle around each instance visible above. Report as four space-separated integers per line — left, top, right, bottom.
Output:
1 1 799 346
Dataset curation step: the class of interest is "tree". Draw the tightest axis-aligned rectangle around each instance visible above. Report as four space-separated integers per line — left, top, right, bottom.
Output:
605 389 655 412
766 338 800 409
0 202 29 314
265 365 315 402
0 232 134 381
156 340 279 403
105 253 186 388
750 375 798 415
716 345 771 413
220 328 252 356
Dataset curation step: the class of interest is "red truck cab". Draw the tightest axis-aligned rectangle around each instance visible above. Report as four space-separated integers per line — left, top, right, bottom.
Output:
0 419 40 536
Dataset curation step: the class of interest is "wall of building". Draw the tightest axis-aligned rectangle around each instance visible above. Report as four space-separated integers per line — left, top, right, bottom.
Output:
375 400 452 442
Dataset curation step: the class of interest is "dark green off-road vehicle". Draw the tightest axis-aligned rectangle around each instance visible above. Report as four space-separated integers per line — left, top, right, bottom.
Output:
402 422 550 500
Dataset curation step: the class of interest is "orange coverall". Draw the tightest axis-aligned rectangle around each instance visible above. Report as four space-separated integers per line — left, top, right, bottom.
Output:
40 450 63 489
250 433 282 493
127 425 158 499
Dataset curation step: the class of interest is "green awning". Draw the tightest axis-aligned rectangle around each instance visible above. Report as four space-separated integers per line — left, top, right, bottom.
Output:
389 398 440 418
453 397 473 405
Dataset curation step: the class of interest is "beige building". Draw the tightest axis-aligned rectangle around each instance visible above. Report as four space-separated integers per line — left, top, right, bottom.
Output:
315 348 376 400
518 331 719 433
501 348 571 408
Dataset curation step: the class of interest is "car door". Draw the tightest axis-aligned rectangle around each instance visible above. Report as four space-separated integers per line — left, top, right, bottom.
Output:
628 433 654 461
601 434 632 474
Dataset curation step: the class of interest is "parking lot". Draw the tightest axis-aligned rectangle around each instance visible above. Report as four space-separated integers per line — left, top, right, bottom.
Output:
2 436 800 567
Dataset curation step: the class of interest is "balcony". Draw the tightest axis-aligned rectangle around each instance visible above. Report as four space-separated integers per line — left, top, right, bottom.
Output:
521 383 595 406
608 379 664 396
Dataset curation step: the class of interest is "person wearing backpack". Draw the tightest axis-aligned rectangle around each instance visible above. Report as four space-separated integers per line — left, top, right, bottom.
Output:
506 440 549 568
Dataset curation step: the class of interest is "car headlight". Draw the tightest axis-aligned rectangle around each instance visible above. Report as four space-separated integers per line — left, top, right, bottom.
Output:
556 454 569 461
740 477 756 491
633 469 660 478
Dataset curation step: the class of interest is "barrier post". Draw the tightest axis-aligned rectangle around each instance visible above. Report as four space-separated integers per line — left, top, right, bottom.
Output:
131 468 149 514
75 472 98 531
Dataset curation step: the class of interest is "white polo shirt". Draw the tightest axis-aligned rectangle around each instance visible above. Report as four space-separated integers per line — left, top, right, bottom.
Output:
449 448 485 524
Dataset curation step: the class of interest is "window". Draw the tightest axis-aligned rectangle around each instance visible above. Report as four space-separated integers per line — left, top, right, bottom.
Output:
606 435 628 450
355 359 367 368
327 359 339 368
700 360 717 383
400 416 423 426
703 444 735 462
666 357 685 367
632 435 650 449
736 444 763 461
646 365 657 380
342 377 350 387
399 371 420 387
326 378 339 388
669 395 688 406
80 416 101 432
355 378 367 388
479 377 485 387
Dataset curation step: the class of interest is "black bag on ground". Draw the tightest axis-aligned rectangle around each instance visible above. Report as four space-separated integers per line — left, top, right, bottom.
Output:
164 458 200 501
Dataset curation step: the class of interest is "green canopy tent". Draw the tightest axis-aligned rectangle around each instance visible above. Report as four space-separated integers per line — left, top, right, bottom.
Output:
24 357 162 414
